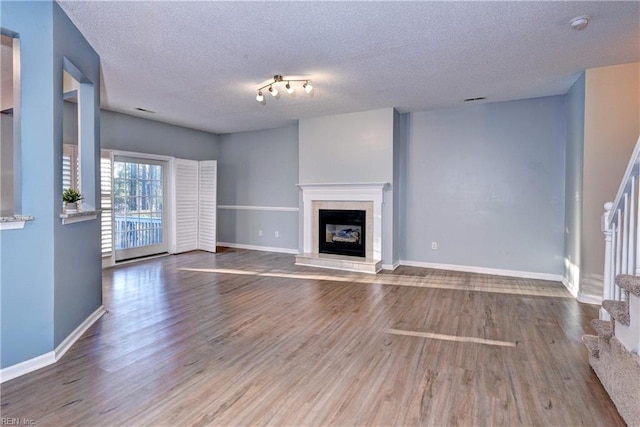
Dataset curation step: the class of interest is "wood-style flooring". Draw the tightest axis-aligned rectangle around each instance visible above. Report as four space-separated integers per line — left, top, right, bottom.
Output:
0 248 624 426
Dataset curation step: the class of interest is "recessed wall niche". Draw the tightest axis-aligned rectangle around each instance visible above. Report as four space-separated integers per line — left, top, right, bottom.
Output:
0 31 21 216
62 69 79 197
62 58 96 211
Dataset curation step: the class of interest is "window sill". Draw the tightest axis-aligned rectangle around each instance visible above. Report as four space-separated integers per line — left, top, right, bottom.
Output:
60 210 100 225
0 215 35 230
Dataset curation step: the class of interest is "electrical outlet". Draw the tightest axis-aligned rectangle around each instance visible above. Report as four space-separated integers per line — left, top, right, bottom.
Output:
431 242 438 250
258 230 263 237
275 231 280 238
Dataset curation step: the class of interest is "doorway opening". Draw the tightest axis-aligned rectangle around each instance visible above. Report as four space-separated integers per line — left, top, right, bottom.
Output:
113 156 168 261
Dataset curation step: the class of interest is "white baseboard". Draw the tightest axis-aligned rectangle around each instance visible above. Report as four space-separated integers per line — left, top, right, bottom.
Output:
562 277 579 299
562 267 602 304
580 272 604 305
0 351 56 384
55 306 106 360
218 242 298 255
0 305 106 384
102 255 113 269
399 260 563 282
562 259 580 298
578 292 602 305
382 261 400 271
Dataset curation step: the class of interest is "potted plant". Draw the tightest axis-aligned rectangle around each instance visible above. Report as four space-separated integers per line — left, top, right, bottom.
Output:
63 188 83 213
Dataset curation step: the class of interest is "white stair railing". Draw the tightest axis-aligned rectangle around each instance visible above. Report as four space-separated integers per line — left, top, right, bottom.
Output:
602 134 640 353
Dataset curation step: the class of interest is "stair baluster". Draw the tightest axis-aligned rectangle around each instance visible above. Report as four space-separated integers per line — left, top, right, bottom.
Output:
622 194 629 275
602 202 614 320
629 176 636 274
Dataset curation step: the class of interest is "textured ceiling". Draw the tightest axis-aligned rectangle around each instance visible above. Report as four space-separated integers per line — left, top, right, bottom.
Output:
56 1 640 134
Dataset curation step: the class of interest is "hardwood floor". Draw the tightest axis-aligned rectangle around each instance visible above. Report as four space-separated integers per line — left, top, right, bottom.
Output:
1 248 623 426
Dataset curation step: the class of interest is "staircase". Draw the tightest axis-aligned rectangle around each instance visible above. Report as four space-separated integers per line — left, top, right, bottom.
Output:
582 275 640 425
582 135 640 426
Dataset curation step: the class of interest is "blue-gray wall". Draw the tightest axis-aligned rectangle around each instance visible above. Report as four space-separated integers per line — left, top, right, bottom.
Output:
217 125 298 250
101 109 219 159
1 1 102 367
564 73 586 294
1 0 55 369
64 105 218 158
401 96 567 275
52 1 102 347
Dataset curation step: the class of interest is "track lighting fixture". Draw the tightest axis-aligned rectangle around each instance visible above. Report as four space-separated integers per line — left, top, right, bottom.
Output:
256 75 314 103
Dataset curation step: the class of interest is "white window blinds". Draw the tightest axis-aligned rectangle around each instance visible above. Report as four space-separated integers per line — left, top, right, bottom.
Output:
62 144 78 193
198 161 217 253
173 159 217 254
100 150 113 258
173 159 199 253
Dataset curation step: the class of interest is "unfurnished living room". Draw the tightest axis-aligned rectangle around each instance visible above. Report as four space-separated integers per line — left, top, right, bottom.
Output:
1 1 640 426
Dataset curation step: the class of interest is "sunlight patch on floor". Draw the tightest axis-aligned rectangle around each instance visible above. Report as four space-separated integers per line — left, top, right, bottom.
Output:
177 267 571 298
388 328 517 347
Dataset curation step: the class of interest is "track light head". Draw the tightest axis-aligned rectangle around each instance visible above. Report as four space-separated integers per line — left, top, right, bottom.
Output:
285 82 294 94
303 81 313 93
256 91 264 102
269 85 278 97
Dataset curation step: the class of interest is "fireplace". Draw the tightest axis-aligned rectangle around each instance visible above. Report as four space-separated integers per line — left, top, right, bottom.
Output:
319 209 366 257
296 183 387 273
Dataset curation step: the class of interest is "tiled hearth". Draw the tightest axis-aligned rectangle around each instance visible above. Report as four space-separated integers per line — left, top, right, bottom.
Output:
295 183 387 274
295 252 382 274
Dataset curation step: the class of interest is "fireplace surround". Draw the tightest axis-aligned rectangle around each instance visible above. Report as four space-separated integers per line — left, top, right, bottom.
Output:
296 183 387 273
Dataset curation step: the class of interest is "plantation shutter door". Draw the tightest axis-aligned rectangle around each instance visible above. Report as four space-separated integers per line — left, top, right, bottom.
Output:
198 160 217 253
100 150 113 258
62 144 77 192
174 159 199 253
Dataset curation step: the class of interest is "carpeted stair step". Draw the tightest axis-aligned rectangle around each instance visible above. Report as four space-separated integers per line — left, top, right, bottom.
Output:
581 334 600 358
602 300 630 326
591 319 614 343
615 274 640 297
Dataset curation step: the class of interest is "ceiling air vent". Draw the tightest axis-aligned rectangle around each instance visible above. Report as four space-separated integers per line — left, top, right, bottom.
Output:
135 107 156 113
464 97 486 102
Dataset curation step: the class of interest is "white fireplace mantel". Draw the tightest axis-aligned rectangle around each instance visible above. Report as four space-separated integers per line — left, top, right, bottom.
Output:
297 183 388 261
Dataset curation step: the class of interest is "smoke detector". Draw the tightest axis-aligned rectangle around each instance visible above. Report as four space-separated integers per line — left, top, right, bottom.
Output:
570 15 590 31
